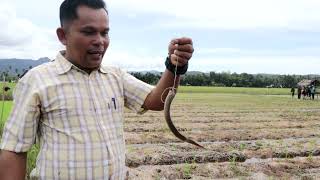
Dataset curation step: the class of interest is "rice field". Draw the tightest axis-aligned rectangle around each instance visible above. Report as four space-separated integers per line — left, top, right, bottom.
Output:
1 86 320 179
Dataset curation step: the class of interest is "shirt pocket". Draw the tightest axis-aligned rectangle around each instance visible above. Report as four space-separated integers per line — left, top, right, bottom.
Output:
42 96 69 116
104 96 124 138
104 95 124 114
41 94 85 133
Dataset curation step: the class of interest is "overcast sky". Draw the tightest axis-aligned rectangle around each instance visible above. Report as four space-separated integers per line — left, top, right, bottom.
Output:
0 0 320 74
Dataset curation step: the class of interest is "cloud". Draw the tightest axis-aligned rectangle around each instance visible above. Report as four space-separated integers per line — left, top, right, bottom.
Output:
198 48 242 55
103 44 320 75
0 4 33 47
103 48 164 71
107 0 320 30
189 56 320 74
1 0 319 75
197 47 320 57
0 3 61 59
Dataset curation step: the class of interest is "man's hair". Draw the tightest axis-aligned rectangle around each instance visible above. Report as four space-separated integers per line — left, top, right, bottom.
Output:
59 0 107 27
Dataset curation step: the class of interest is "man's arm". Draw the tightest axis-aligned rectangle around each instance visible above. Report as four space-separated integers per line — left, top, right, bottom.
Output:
143 37 194 111
0 150 27 180
143 69 180 110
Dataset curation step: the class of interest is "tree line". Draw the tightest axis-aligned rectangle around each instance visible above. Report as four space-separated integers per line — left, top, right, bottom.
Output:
130 71 319 88
0 66 32 82
1 69 317 88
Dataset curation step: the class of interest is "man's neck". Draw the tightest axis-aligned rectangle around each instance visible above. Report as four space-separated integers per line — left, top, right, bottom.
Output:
62 52 97 74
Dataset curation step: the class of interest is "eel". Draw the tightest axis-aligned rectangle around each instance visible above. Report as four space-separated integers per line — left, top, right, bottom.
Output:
164 89 205 148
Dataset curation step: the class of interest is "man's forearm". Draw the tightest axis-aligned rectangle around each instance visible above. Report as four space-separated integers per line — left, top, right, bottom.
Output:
0 150 27 180
143 69 180 111
143 37 193 111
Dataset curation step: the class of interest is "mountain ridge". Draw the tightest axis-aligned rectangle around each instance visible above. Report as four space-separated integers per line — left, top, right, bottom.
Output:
0 57 51 76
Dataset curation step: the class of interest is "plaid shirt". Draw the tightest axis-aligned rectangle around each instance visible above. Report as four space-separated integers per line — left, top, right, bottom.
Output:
0 51 153 180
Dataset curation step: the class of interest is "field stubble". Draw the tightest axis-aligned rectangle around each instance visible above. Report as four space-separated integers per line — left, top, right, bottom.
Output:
126 92 320 179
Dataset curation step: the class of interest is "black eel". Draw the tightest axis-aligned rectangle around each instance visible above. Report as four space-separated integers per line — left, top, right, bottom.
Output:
164 89 204 148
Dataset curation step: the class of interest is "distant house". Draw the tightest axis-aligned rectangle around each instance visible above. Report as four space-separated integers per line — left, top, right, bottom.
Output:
297 79 320 87
297 79 320 98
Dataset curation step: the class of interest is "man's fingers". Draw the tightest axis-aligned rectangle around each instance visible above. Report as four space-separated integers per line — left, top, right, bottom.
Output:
176 44 194 53
173 50 192 60
170 39 179 45
168 39 179 54
170 54 188 66
176 37 193 45
168 37 194 63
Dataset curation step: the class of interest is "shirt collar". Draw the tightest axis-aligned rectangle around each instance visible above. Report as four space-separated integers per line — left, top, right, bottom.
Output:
99 66 108 74
54 51 108 75
54 51 72 74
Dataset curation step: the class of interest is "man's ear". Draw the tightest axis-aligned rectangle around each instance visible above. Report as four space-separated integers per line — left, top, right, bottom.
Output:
56 27 67 45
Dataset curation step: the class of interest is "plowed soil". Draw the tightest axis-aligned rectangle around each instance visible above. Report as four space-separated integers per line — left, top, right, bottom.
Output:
124 93 320 179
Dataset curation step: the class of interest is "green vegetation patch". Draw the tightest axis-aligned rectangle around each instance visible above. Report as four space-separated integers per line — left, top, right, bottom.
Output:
178 86 290 95
0 82 16 100
0 101 13 137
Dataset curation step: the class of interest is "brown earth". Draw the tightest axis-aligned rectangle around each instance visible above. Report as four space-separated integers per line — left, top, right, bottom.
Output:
124 95 320 179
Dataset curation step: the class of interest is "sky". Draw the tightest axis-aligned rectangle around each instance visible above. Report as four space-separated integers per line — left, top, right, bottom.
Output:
0 0 320 75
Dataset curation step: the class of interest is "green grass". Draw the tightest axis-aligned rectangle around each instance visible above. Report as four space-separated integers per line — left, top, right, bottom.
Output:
179 86 290 95
0 101 13 136
26 144 40 179
176 92 315 111
0 84 292 99
0 101 40 179
0 82 16 94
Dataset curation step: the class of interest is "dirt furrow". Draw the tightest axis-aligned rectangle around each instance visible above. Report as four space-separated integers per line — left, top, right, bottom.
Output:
125 111 320 124
124 121 319 132
124 129 320 144
125 137 320 167
127 156 320 179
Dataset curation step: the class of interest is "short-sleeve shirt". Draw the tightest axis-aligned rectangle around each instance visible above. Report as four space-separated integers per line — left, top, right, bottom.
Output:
0 51 154 180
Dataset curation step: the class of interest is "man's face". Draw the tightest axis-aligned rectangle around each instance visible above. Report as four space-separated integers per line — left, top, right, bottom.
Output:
61 6 110 71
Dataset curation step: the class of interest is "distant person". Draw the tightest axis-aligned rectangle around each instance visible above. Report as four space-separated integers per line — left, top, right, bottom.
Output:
307 86 311 99
290 87 295 98
302 86 307 100
311 85 316 100
297 86 302 99
0 0 194 179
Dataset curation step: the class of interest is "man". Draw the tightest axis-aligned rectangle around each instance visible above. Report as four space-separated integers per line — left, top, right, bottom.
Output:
290 87 295 98
311 85 316 100
0 0 193 179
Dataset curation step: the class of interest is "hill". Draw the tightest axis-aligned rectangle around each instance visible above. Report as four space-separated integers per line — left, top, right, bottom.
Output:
0 57 50 76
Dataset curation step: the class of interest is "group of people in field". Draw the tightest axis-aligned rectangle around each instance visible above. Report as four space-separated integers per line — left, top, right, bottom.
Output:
291 85 317 100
